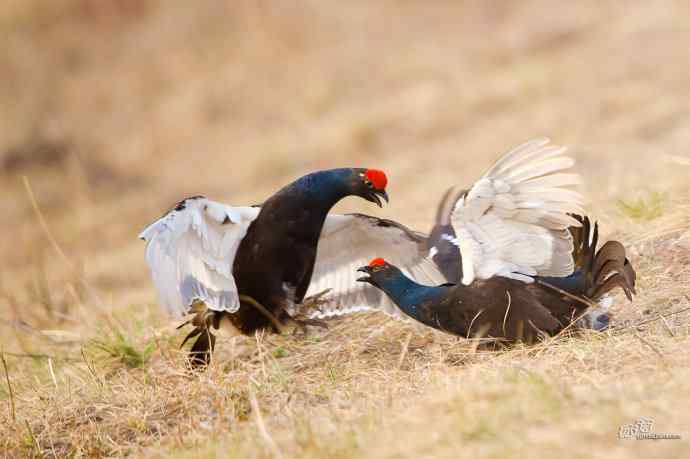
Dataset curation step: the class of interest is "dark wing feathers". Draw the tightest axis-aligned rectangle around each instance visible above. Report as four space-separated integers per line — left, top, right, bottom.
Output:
434 186 467 226
427 186 466 282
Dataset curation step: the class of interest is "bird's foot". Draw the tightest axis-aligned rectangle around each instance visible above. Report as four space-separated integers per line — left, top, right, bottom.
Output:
303 288 332 305
297 288 333 317
290 317 329 336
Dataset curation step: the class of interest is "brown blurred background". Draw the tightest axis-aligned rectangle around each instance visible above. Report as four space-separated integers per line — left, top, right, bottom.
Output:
3 3 690 457
2 0 689 322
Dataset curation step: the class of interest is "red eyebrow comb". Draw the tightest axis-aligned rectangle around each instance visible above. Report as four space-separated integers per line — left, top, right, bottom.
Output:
368 257 386 267
364 169 387 190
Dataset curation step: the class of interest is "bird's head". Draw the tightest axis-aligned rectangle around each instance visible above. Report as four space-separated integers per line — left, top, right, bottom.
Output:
351 168 389 208
356 257 398 287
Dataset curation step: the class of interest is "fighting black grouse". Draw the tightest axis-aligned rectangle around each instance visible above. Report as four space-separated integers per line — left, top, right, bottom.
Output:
139 168 446 365
354 140 636 342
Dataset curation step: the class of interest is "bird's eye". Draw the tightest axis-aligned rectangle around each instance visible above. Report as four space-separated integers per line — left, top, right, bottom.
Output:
364 179 374 188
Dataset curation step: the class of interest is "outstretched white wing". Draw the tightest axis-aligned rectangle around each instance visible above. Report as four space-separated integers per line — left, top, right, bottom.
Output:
303 214 446 319
451 138 585 286
140 200 442 321
139 197 260 318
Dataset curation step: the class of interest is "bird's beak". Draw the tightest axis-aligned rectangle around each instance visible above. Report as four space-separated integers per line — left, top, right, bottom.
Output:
356 266 372 283
377 189 389 205
368 189 389 208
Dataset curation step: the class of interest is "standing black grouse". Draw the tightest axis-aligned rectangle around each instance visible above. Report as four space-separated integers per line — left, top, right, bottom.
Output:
140 168 446 366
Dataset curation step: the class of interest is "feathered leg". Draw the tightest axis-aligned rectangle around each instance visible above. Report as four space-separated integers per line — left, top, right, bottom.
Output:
289 288 332 333
178 301 218 369
188 328 216 368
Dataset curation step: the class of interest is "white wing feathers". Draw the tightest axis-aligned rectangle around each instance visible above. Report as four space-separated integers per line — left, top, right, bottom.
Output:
139 197 260 318
140 202 444 321
451 138 585 286
304 214 446 319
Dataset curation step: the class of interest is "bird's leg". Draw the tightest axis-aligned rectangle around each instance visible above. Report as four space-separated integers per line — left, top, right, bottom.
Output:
175 301 217 369
176 300 210 330
295 288 332 318
237 293 329 335
288 288 333 335
303 288 333 306
288 317 329 336
238 294 287 333
292 317 329 334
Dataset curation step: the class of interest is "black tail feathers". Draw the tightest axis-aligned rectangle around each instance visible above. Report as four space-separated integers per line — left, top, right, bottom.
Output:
570 214 637 302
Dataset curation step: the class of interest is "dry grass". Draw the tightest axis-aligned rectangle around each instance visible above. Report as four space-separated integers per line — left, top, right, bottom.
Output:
2 1 690 457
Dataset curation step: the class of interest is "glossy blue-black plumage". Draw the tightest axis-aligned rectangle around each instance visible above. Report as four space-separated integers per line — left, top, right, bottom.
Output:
287 168 360 210
535 269 587 294
366 266 451 321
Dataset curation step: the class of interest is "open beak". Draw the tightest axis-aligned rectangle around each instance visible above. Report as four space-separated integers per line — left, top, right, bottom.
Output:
368 189 389 208
356 266 373 283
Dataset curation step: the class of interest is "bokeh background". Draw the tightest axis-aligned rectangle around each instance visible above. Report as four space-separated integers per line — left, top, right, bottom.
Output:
3 0 690 293
2 1 690 457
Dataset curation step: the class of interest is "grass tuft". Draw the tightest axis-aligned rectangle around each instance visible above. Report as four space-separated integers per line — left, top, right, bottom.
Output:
90 327 156 369
272 346 289 358
618 191 666 221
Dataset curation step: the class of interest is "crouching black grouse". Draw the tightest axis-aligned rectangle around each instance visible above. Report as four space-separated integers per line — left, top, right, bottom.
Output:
139 168 446 366
355 140 636 343
357 214 636 342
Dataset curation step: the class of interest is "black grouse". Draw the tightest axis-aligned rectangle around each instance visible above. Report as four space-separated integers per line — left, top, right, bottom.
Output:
353 139 637 342
357 213 636 343
139 168 446 366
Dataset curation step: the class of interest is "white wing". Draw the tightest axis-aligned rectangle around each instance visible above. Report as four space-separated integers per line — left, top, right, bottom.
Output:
303 214 447 319
139 197 260 318
141 202 445 321
451 138 585 286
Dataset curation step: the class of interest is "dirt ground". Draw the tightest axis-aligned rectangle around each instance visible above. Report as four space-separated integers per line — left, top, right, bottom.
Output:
1 1 690 457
